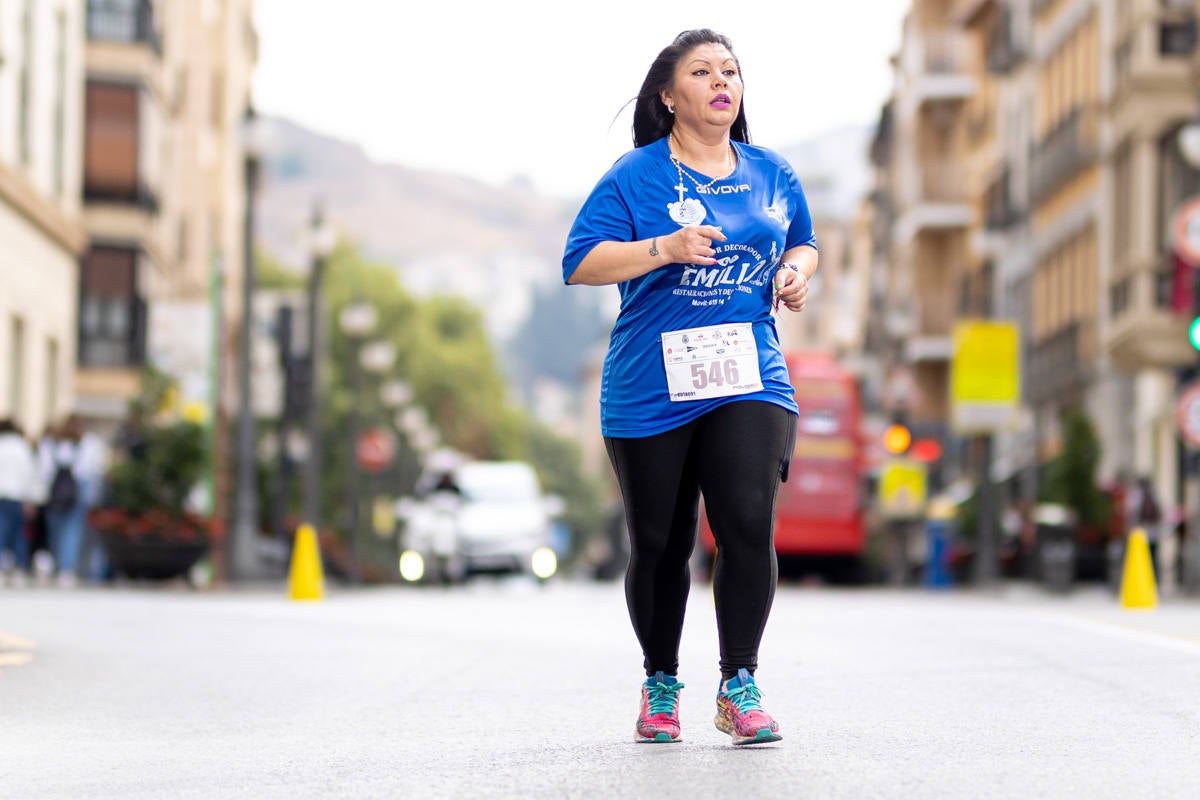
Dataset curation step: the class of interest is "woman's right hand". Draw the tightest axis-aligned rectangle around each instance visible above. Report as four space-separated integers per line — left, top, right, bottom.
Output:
665 225 726 265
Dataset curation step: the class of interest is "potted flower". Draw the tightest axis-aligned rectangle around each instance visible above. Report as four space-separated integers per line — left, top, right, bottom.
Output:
90 370 222 581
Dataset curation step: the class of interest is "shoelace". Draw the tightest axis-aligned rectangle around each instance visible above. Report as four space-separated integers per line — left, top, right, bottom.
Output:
723 681 764 714
645 680 685 715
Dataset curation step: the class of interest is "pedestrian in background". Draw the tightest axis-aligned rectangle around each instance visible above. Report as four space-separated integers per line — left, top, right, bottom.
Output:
1125 475 1162 579
38 416 106 587
0 418 43 586
563 28 817 746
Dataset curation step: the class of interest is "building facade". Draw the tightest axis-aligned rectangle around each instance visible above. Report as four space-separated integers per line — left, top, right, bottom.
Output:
0 0 87 436
77 0 257 431
863 0 1200 533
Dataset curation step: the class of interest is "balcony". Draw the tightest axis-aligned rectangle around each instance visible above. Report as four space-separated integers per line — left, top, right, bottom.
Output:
78 295 147 368
83 182 159 214
893 163 972 242
911 31 975 106
1107 254 1196 371
1112 11 1196 115
87 0 160 52
1029 105 1100 206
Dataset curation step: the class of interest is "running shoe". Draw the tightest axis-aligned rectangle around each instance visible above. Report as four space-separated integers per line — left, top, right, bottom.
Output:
635 671 685 743
714 668 782 745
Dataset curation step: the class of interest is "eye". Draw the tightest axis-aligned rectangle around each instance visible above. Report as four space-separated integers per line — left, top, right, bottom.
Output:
723 69 739 78
692 69 709 77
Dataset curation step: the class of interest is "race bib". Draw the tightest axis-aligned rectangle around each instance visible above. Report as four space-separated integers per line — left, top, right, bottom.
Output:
661 323 762 402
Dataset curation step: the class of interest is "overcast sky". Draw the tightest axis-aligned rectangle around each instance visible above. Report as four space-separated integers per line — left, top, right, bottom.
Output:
251 0 910 199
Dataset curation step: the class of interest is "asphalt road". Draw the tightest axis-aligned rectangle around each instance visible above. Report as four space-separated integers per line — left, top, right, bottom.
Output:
1 578 1198 799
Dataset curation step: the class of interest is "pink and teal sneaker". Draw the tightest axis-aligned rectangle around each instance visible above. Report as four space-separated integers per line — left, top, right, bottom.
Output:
635 671 685 743
714 668 782 745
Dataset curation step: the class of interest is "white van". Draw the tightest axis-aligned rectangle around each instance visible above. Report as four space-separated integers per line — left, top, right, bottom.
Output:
399 460 557 582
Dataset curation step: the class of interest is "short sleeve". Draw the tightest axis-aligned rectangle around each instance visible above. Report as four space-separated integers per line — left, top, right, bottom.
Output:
784 165 818 252
562 161 636 283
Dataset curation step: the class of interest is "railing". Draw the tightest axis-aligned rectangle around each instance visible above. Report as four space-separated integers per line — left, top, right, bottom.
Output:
1030 104 1100 205
78 294 146 368
1110 254 1186 319
984 167 1021 230
86 0 160 52
83 182 160 214
920 31 971 75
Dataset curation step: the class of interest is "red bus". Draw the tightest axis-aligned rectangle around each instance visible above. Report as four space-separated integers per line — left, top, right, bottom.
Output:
699 351 866 580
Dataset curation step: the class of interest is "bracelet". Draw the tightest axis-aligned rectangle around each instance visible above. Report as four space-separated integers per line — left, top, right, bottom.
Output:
778 261 800 275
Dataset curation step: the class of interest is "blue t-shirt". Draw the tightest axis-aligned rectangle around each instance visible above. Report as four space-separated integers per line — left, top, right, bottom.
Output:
563 137 818 438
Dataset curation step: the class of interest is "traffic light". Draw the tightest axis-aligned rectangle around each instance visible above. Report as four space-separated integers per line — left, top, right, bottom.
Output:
882 423 912 455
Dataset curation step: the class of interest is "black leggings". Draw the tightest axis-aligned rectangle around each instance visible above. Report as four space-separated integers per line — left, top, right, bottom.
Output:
605 400 796 680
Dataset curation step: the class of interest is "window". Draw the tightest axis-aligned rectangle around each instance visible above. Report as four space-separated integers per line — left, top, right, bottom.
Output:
54 11 67 198
87 0 156 48
46 338 59 420
79 247 144 367
18 0 33 165
84 82 139 202
9 316 26 425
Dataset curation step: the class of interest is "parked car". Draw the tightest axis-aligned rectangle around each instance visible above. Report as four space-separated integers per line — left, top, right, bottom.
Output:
397 460 558 584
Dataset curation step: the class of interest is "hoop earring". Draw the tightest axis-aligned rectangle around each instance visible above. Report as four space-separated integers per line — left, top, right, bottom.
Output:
667 104 675 115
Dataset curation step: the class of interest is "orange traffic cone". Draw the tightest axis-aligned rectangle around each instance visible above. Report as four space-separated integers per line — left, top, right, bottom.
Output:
1119 528 1158 610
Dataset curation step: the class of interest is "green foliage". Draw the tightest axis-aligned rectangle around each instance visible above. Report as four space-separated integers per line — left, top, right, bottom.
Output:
1038 408 1110 527
107 369 208 518
526 422 606 556
255 247 305 291
258 240 610 565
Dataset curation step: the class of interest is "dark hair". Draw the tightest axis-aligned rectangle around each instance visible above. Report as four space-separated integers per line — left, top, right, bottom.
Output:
631 29 751 148
0 418 18 436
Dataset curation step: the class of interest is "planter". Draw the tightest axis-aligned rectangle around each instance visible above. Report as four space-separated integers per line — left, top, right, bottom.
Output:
99 530 209 581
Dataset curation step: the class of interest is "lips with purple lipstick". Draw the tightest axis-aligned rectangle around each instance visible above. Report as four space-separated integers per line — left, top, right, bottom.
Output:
710 92 732 109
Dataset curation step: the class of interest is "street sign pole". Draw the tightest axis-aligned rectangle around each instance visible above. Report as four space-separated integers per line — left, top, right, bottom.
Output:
1176 382 1200 592
951 321 1021 587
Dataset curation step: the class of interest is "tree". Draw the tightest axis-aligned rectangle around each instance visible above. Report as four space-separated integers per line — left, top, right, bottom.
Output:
254 239 609 571
1038 408 1110 527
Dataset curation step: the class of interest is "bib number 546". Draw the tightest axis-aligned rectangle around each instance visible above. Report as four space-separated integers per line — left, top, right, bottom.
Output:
691 359 739 389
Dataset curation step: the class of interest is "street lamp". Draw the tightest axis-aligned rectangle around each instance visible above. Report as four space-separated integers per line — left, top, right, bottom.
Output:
302 203 337 536
230 106 271 581
338 301 377 581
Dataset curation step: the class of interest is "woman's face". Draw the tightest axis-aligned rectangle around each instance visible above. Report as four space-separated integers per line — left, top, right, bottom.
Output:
661 43 742 133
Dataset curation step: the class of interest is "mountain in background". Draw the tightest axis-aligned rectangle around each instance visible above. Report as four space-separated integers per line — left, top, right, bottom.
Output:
256 117 873 419
778 124 873 221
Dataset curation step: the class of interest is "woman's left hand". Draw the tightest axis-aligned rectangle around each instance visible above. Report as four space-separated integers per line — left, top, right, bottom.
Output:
774 267 808 312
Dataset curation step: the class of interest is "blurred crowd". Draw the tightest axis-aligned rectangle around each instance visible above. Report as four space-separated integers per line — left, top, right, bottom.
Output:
0 416 108 588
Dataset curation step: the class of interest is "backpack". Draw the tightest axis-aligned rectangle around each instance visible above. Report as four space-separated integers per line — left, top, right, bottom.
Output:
48 461 80 511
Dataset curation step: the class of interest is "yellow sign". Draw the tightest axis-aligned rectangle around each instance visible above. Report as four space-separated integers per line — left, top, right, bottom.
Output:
880 459 927 519
951 321 1020 433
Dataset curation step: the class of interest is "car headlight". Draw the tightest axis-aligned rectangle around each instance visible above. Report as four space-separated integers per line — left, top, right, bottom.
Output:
399 550 425 582
530 546 557 579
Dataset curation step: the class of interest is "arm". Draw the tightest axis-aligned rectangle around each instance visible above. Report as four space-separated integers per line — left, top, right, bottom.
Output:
773 244 818 312
567 225 728 286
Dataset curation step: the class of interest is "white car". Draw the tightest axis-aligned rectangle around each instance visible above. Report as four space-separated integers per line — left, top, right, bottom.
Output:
398 460 558 583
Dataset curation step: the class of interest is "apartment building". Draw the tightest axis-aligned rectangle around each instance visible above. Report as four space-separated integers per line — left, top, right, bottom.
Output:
77 0 256 431
1104 0 1200 507
0 0 87 436
871 0 977 489
863 0 1200 518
